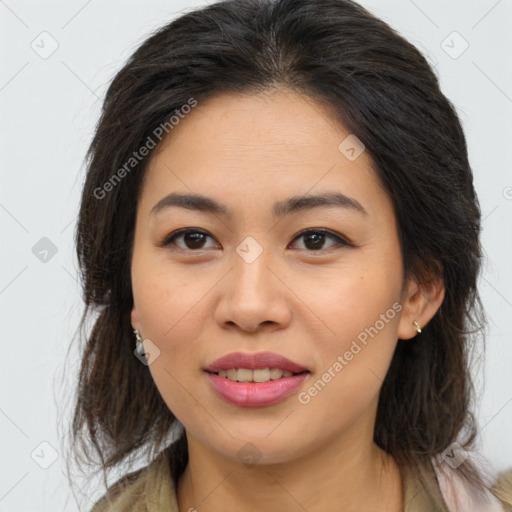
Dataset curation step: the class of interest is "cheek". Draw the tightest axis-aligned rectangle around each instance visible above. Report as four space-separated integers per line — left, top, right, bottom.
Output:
307 258 402 350
300 249 402 403
135 272 212 421
298 295 401 439
132 262 214 396
133 257 214 344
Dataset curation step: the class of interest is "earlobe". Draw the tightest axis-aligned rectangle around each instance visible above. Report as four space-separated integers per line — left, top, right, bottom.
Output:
131 307 140 331
397 275 445 340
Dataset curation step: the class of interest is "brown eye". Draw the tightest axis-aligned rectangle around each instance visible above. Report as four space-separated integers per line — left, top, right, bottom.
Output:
290 229 350 251
162 229 219 250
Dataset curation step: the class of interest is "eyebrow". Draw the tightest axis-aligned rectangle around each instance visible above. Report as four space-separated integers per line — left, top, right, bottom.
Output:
150 191 367 218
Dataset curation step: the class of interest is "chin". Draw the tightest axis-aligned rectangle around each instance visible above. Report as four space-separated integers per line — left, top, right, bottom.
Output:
200 432 305 466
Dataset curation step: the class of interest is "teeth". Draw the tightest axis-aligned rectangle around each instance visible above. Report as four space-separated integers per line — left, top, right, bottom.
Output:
217 368 297 382
253 368 270 382
237 368 253 382
270 368 284 380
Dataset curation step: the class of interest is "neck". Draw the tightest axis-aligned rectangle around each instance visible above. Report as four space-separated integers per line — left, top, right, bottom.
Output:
176 429 403 512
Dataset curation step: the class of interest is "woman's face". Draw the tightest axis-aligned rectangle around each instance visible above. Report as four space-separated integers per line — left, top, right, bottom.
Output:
130 89 416 464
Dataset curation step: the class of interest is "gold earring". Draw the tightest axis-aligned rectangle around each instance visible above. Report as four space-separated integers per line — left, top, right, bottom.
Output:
413 320 422 334
133 327 145 355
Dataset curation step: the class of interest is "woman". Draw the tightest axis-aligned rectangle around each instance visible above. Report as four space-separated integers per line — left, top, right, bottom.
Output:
69 0 510 510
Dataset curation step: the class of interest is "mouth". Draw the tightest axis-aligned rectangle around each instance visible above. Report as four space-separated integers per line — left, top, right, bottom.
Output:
205 369 311 407
203 351 311 406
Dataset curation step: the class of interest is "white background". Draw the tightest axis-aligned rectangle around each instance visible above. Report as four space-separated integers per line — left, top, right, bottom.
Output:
1 1 511 510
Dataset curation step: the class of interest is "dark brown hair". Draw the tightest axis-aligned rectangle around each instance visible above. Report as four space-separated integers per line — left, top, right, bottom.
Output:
67 0 491 507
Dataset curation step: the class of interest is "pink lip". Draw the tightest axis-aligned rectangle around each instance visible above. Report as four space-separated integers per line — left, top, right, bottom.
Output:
206 372 309 407
204 351 308 373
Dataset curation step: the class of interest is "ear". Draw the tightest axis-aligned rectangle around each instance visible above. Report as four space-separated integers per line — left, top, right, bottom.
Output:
131 306 141 331
397 270 445 340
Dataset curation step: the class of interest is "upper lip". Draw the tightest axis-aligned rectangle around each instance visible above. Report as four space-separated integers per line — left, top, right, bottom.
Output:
204 352 309 373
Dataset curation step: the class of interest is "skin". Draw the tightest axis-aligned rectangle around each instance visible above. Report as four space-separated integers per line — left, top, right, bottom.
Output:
130 88 445 512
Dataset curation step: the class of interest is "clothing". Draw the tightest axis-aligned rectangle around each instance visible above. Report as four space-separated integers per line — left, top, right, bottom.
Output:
90 445 508 512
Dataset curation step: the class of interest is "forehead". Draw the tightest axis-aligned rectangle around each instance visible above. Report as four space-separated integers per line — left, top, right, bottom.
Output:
139 89 390 219
151 89 359 163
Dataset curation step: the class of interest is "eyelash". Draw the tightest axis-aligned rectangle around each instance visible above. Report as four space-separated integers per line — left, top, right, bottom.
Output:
159 228 352 252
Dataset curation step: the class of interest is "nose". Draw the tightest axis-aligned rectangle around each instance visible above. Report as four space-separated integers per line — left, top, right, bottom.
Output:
213 244 292 334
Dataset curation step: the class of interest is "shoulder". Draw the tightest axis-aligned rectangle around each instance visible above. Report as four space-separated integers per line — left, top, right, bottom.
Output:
432 455 511 512
90 467 147 512
89 448 178 512
491 467 512 511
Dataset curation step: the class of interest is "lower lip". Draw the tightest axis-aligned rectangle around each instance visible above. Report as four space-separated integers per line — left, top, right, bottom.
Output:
205 371 309 407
